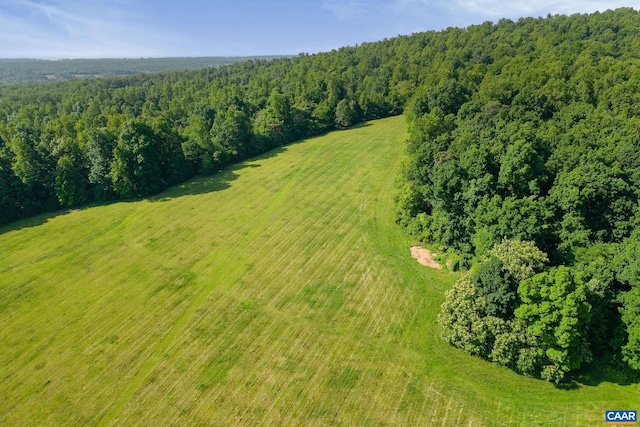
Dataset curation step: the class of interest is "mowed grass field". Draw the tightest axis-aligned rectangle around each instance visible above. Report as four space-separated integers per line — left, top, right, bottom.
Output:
0 115 638 426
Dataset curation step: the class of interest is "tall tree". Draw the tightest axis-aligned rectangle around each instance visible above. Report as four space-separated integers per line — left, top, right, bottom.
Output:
86 128 117 201
110 120 163 198
211 106 252 158
252 90 293 149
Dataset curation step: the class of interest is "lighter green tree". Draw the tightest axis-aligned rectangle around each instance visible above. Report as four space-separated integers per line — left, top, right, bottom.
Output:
515 267 592 383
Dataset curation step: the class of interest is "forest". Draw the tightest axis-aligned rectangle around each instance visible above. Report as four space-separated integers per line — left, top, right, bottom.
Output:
395 9 640 382
0 42 408 224
1 8 639 383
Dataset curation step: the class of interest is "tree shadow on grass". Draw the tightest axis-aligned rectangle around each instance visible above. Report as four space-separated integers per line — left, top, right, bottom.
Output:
0 166 248 235
0 121 380 235
0 143 294 235
350 121 373 129
148 144 292 202
0 123 376 234
150 166 246 202
554 381 581 391
570 361 640 388
0 209 71 236
149 131 346 202
555 360 640 390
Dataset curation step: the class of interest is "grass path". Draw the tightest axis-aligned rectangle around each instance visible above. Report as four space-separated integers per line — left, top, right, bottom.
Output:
1 116 638 426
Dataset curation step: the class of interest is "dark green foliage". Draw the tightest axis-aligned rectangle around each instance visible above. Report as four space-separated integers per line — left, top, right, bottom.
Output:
151 118 191 187
212 106 252 158
410 79 470 118
334 99 360 129
86 128 117 201
472 257 517 318
11 125 53 190
473 196 555 257
616 232 640 369
440 246 596 383
497 139 547 198
252 90 293 150
439 240 571 381
551 162 636 255
8 122 59 212
0 143 31 223
55 154 88 208
571 244 624 359
620 286 640 370
111 120 164 198
399 9 640 262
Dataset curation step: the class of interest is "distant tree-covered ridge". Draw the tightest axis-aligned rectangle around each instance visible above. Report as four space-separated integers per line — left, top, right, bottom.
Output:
393 8 640 382
0 57 284 86
1 7 640 383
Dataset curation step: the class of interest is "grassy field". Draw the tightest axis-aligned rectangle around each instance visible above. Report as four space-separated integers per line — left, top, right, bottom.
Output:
0 115 638 426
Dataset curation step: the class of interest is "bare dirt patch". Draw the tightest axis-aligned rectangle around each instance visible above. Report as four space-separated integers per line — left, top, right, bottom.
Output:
410 246 442 269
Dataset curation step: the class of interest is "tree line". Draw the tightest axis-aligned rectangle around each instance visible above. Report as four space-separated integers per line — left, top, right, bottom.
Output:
0 44 409 224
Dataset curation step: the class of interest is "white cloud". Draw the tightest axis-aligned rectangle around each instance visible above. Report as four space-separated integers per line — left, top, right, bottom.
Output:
392 0 638 20
453 0 637 17
332 0 639 35
321 0 370 20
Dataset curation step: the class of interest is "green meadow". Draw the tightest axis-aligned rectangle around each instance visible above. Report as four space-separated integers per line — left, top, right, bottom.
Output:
0 116 637 426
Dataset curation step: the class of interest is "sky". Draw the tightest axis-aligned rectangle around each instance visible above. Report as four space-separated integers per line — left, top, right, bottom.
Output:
0 0 638 59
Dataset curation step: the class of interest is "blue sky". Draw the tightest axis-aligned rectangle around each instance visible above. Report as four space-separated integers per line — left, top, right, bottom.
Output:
0 0 637 59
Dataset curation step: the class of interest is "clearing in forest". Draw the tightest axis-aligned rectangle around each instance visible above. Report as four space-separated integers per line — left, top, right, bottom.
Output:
0 116 636 426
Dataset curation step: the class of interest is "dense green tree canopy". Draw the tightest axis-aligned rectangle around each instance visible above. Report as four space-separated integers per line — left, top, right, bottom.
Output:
0 31 414 222
407 8 640 382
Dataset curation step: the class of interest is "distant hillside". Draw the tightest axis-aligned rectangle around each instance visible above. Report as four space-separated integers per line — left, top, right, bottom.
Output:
0 56 284 85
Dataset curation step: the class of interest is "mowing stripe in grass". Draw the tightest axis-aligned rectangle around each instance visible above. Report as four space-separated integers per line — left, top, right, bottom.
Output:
1 116 639 426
